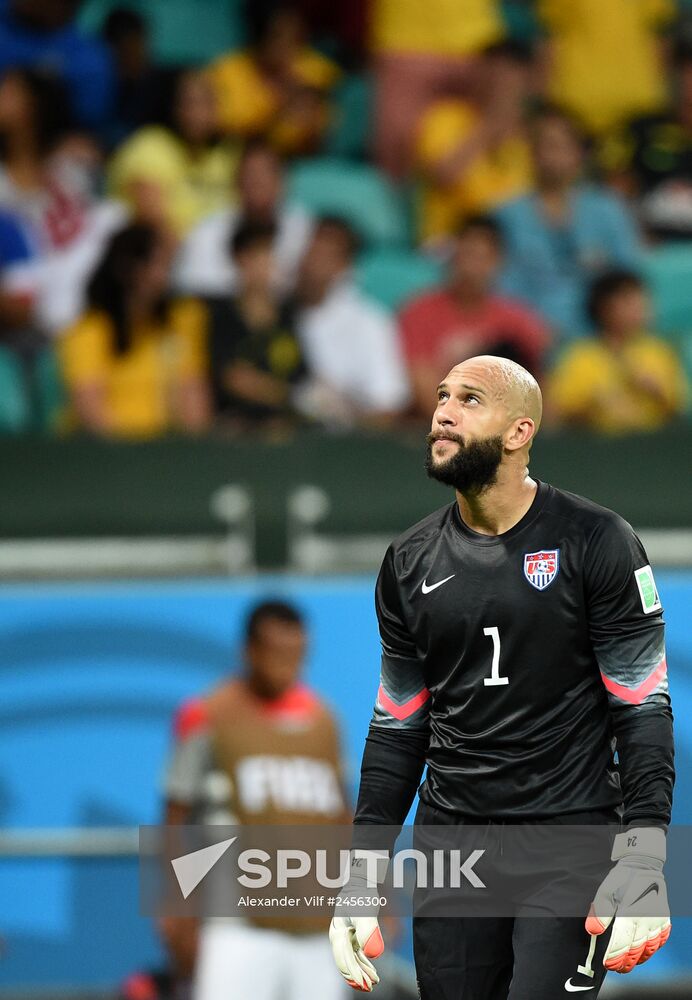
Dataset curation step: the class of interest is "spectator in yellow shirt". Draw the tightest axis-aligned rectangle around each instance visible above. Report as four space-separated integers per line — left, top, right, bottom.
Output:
59 223 210 438
538 0 674 135
207 6 339 156
549 269 688 434
108 70 238 237
371 0 505 177
415 41 534 244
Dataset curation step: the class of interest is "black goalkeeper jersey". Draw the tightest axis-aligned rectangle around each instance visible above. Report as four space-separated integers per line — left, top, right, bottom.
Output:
356 480 674 829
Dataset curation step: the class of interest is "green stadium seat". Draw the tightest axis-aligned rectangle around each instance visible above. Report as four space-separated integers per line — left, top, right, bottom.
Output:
356 248 443 311
681 332 692 388
33 348 67 433
0 346 66 435
79 0 245 64
664 331 692 409
501 0 542 44
287 158 407 247
644 244 692 335
0 348 29 434
324 74 373 161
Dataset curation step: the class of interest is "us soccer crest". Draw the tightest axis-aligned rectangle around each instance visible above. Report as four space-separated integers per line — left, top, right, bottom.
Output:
524 549 560 590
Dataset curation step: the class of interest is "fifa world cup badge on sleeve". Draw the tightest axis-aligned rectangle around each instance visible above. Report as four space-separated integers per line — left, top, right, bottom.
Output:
523 549 560 591
634 564 662 614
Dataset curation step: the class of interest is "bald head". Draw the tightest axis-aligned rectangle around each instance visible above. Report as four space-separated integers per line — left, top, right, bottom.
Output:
449 355 542 434
428 355 543 495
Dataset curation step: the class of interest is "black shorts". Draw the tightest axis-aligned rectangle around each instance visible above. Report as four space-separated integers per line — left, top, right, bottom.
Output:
412 800 618 1000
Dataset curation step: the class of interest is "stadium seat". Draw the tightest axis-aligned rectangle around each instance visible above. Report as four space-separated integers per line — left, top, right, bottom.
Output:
0 346 65 434
287 158 407 246
644 244 692 335
0 348 29 434
33 349 67 433
667 331 692 407
79 0 245 64
356 248 443 311
324 74 373 160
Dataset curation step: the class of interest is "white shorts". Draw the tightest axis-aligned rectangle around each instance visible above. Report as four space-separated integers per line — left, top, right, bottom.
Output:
194 919 347 1000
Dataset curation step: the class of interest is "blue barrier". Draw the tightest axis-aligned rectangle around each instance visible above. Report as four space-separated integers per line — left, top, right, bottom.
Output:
0 575 690 988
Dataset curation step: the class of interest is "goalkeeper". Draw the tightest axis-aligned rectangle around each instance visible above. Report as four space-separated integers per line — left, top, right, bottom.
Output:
330 356 674 998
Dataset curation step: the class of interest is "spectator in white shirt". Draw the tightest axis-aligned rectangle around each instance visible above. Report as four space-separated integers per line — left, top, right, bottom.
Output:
294 217 410 427
0 68 126 336
173 138 313 297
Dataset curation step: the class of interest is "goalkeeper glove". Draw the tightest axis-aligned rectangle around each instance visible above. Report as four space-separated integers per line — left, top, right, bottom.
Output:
329 915 384 992
585 827 671 973
329 851 387 992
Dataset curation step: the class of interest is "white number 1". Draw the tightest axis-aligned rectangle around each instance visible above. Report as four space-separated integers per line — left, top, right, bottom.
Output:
483 626 508 686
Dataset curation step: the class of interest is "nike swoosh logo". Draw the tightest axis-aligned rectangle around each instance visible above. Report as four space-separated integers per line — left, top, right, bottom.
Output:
564 981 594 993
421 574 455 594
630 881 660 905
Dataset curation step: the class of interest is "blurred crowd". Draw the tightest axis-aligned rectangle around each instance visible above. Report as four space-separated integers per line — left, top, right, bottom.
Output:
1 0 692 437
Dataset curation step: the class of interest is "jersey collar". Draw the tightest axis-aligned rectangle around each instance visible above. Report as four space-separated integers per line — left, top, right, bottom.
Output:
450 479 551 546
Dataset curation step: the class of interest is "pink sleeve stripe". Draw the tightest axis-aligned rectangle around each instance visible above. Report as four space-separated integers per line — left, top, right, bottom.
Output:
377 683 430 720
600 658 667 705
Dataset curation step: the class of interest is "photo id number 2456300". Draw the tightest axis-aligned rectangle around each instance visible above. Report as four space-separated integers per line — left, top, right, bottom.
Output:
334 896 387 907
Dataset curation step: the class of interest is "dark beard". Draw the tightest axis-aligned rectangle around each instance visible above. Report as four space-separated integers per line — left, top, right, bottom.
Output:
425 431 504 493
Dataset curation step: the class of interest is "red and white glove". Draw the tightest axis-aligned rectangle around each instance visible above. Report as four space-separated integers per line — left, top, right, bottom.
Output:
329 915 384 992
585 828 671 973
329 850 388 992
